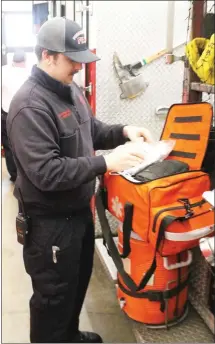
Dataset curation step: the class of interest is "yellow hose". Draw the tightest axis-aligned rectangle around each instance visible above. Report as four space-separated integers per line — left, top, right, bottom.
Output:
185 34 214 85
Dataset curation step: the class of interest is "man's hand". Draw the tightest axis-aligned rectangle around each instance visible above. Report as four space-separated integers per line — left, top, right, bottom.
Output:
104 143 146 172
123 125 154 143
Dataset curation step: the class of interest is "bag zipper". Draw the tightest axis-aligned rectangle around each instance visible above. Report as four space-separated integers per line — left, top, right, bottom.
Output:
119 169 206 185
149 172 208 229
152 199 206 232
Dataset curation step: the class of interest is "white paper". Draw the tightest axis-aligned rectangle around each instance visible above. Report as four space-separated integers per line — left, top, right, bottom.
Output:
202 190 215 207
122 140 176 176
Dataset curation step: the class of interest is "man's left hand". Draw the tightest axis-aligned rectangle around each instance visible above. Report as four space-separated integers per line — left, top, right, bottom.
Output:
123 125 154 143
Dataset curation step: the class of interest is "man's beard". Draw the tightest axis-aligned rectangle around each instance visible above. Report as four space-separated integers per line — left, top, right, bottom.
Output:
71 70 79 76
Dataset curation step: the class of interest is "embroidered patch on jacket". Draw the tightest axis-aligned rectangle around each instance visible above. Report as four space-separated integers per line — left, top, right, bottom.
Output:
58 109 71 119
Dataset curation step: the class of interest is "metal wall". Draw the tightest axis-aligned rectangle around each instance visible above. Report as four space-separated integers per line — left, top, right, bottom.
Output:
94 1 189 140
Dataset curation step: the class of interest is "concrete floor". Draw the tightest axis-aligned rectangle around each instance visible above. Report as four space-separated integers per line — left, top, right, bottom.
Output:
1 158 136 343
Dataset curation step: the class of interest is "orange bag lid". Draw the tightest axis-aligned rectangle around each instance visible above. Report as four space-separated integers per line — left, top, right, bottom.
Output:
160 102 213 170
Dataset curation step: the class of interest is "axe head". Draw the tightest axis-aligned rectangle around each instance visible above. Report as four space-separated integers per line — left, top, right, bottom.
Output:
119 74 149 99
113 52 149 99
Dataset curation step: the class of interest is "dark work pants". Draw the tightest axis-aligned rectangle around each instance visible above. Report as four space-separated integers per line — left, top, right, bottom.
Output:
23 207 95 343
1 111 17 181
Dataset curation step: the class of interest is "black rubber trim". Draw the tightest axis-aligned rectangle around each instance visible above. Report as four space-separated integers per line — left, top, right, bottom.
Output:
169 150 196 159
174 116 202 123
170 133 200 141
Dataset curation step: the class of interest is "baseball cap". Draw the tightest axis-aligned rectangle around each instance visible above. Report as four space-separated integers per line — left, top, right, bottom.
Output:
36 17 100 64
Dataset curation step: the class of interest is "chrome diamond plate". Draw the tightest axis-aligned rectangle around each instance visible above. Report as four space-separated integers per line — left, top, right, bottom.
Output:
94 1 188 140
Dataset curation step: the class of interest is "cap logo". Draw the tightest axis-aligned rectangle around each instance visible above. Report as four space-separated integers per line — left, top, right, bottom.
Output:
72 30 86 45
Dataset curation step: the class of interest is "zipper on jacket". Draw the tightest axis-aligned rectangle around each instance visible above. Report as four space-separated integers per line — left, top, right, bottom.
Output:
152 199 206 232
73 105 82 124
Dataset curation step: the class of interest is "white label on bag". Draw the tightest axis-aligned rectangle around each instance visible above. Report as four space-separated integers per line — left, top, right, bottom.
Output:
111 196 123 217
122 258 131 274
118 242 131 274
147 274 155 286
165 224 215 242
202 190 215 207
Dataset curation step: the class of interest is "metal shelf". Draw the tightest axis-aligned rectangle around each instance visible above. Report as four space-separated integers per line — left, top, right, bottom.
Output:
191 82 215 94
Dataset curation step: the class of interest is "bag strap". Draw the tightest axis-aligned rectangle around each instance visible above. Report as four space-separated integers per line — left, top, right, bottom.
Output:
96 187 181 292
120 202 132 258
118 275 189 298
96 189 138 292
137 215 178 291
118 272 190 313
96 188 161 291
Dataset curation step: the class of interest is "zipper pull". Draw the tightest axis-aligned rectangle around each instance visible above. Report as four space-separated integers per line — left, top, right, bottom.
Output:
178 198 194 218
52 246 60 263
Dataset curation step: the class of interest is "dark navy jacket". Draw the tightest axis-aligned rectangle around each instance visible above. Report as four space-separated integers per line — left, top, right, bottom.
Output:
7 65 126 214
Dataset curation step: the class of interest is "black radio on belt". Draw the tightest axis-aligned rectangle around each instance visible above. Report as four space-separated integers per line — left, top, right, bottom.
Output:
16 188 31 245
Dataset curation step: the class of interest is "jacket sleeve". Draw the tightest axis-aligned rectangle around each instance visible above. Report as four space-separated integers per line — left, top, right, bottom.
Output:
91 117 128 150
8 107 107 191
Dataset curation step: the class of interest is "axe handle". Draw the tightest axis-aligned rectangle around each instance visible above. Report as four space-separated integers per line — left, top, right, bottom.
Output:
144 49 168 64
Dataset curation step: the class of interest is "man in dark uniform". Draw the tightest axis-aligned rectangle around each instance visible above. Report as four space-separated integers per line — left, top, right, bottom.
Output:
7 17 152 343
2 50 28 182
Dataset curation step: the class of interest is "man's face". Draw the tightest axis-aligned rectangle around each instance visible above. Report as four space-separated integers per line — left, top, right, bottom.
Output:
42 52 83 84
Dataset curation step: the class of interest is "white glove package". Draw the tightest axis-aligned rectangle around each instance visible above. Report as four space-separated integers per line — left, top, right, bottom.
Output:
122 139 176 176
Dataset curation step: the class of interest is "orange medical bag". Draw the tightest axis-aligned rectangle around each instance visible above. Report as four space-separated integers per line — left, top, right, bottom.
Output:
117 226 190 325
96 102 214 326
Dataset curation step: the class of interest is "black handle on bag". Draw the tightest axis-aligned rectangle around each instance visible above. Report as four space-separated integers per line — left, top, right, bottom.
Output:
95 188 157 292
120 202 133 258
